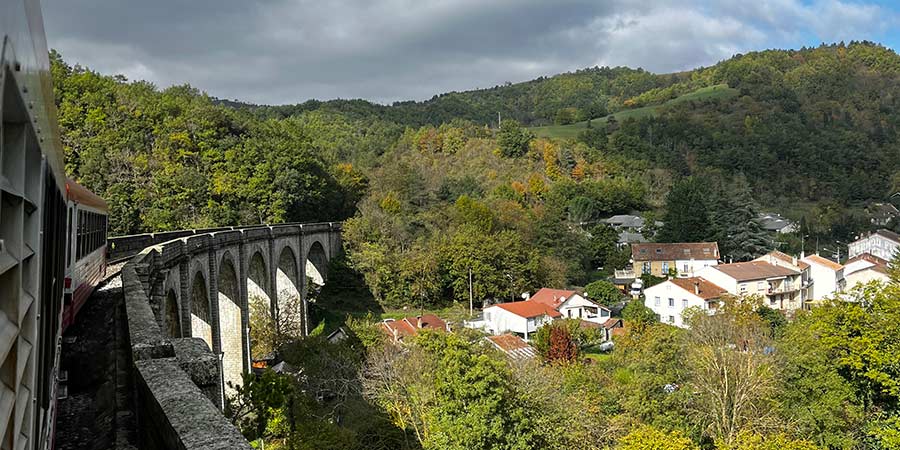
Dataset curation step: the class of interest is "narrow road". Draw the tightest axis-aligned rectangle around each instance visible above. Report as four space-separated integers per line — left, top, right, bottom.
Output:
54 270 137 450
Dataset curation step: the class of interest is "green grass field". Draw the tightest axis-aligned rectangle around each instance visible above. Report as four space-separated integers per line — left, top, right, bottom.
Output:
530 84 739 139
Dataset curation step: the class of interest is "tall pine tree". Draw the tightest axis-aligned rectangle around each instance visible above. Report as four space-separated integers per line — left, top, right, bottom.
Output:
657 177 712 242
712 177 772 261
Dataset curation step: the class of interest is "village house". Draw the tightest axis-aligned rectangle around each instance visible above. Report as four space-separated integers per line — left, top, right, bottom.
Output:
848 229 900 261
616 230 648 248
603 214 646 230
753 251 812 300
801 254 845 300
529 288 612 322
843 253 891 290
479 300 559 340
485 334 538 359
866 203 900 227
474 288 611 340
381 314 449 343
642 277 726 327
575 317 625 342
758 212 797 234
698 261 805 311
631 242 720 278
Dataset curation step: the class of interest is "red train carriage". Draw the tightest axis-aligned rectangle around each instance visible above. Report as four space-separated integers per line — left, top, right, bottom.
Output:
61 179 108 331
0 1 109 448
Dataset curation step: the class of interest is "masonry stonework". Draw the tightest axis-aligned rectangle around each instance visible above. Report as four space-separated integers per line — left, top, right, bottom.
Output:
115 222 341 449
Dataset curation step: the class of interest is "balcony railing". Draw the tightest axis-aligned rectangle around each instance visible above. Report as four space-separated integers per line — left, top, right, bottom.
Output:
767 286 799 295
615 269 636 279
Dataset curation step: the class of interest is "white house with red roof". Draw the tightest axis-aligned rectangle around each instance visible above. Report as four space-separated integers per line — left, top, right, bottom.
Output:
843 253 891 290
476 288 611 340
643 277 727 327
801 254 845 300
698 261 805 311
528 288 612 323
381 314 449 343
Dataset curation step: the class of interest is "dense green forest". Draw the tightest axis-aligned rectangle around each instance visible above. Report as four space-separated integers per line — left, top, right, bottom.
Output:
51 50 397 235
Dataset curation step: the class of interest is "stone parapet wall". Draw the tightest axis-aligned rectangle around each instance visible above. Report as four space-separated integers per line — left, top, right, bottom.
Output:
119 222 341 449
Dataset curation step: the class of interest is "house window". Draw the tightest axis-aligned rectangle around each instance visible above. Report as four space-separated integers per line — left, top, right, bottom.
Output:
757 281 765 291
739 284 747 293
668 315 675 323
661 262 669 273
668 298 674 307
683 263 689 273
643 262 651 274
682 299 688 308
654 296 660 306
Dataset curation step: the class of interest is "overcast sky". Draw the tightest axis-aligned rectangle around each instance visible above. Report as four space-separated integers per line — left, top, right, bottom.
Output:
43 0 900 105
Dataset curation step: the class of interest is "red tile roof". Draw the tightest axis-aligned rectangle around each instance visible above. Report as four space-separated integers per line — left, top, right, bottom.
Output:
846 252 890 267
713 261 799 281
529 288 577 309
632 242 719 262
486 334 538 359
760 250 810 270
602 318 623 329
486 334 529 351
845 253 890 276
669 277 727 300
381 314 447 341
494 300 562 319
803 254 843 271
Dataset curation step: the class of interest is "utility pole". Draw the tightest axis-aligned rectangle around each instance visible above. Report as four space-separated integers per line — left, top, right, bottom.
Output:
468 267 474 316
497 112 501 128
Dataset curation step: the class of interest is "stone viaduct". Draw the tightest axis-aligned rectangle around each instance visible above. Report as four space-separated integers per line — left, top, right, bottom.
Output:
115 222 342 449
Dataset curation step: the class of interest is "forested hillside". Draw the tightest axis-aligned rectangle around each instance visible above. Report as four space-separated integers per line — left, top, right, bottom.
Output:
52 42 900 300
50 50 399 235
249 41 900 206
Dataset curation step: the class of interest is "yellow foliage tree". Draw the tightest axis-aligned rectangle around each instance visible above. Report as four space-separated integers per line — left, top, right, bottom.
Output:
618 425 699 450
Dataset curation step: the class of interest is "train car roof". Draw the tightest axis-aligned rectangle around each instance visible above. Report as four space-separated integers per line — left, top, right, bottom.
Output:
66 178 108 212
1 0 68 192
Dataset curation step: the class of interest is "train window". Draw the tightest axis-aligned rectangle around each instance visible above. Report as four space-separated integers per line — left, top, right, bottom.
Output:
77 210 83 259
66 207 72 266
90 213 95 252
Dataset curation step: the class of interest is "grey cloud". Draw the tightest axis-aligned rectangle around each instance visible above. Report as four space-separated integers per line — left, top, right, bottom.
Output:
43 0 896 105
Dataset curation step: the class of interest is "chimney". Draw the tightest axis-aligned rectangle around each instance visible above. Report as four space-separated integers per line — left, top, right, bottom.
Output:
694 281 700 295
417 316 423 329
792 256 797 266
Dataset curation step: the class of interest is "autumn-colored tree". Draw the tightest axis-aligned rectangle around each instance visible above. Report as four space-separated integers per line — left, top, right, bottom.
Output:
547 324 578 364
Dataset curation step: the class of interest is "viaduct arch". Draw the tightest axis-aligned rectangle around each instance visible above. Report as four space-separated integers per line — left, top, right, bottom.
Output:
119 222 342 422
